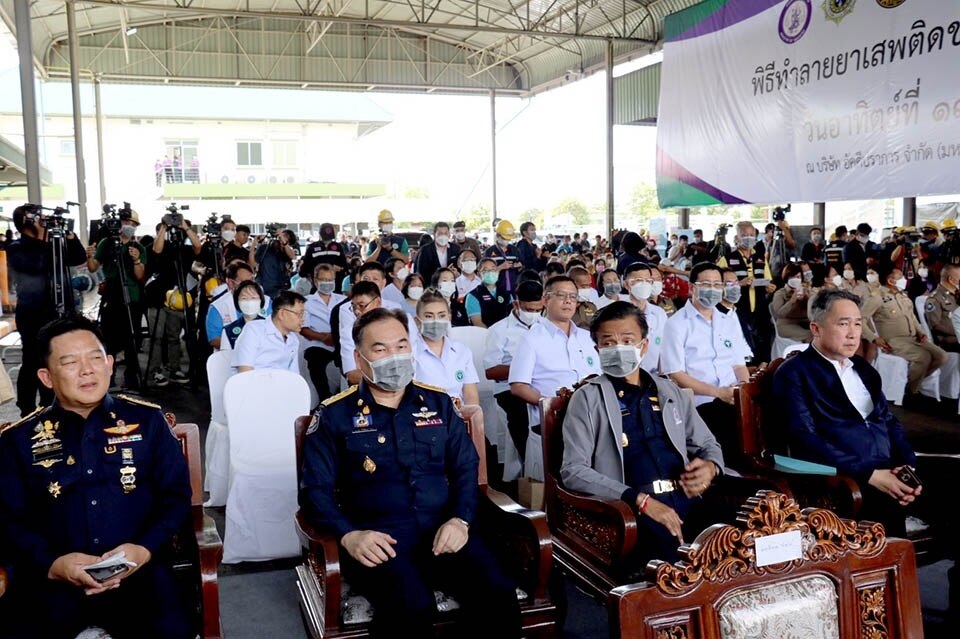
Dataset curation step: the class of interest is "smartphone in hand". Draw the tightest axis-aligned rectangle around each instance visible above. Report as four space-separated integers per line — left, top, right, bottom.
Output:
895 465 922 489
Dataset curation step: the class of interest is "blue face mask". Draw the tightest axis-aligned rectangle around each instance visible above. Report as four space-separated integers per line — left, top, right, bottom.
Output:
482 272 498 286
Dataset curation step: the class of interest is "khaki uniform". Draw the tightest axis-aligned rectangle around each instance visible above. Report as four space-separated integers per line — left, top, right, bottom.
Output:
771 286 811 340
572 301 598 330
866 288 948 394
924 284 959 351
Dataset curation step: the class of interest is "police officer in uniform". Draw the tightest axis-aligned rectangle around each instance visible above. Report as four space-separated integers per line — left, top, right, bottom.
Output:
0 317 193 639
300 222 349 290
865 266 948 396
365 209 409 266
300 308 520 637
924 263 960 352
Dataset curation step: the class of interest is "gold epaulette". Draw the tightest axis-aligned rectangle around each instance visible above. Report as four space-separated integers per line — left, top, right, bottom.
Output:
0 406 44 437
115 394 162 409
413 380 446 393
321 385 358 407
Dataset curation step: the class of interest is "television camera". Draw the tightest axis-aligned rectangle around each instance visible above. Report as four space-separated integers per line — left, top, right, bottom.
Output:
162 202 189 229
101 201 133 236
204 212 231 240
772 203 791 223
265 222 282 239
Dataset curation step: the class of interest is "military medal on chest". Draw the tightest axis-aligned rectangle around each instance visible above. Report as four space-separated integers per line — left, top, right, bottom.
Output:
31 420 64 469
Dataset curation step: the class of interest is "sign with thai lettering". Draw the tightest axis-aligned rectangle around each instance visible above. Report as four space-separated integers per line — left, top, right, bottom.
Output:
656 0 960 207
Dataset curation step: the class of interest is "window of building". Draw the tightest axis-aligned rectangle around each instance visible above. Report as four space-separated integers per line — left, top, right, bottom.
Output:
59 139 75 156
272 141 297 168
237 141 262 167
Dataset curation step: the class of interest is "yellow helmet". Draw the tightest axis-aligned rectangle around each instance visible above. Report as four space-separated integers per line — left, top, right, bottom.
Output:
920 220 940 233
165 289 193 312
941 218 957 232
494 219 517 240
204 278 221 298
377 209 395 224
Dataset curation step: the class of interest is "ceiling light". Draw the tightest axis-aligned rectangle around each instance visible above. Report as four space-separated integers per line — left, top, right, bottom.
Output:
125 27 137 36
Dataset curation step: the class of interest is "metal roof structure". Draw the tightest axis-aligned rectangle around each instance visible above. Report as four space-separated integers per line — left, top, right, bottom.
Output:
0 0 696 96
0 133 53 186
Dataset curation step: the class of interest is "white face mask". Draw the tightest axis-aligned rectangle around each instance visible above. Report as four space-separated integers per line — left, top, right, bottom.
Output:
407 286 424 300
788 277 802 290
461 260 477 274
455 231 466 241
396 267 410 281
650 281 663 297
811 234 822 243
843 270 855 280
518 309 541 326
867 273 880 284
435 234 450 247
438 281 456 298
831 275 843 287
918 268 929 279
630 282 653 300
895 277 908 291
238 298 261 317
221 229 237 242
381 224 393 234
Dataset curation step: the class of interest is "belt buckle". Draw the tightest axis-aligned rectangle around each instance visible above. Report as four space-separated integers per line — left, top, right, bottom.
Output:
652 479 676 494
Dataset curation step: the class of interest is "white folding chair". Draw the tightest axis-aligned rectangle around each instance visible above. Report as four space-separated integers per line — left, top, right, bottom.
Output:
204 350 233 507
874 352 909 406
769 303 804 360
223 369 310 563
781 343 809 358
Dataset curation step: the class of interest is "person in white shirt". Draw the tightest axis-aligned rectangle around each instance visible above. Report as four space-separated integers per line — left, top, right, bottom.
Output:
413 289 480 406
339 263 419 386
205 261 255 349
455 249 482 300
622 263 669 374
595 269 629 309
661 262 751 456
302 263 347 402
382 257 409 307
484 280 544 460
509 275 602 433
232 290 306 373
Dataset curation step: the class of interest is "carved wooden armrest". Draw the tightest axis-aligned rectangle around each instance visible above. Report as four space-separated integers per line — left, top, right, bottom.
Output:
551 486 637 567
295 511 343 633
193 508 223 639
750 458 862 518
480 487 553 602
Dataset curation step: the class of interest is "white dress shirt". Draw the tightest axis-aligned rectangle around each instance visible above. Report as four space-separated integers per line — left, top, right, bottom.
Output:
382 283 406 308
595 293 631 309
812 345 873 419
483 312 536 394
304 291 346 352
415 337 479 401
456 273 482 300
231 317 300 373
637 301 669 374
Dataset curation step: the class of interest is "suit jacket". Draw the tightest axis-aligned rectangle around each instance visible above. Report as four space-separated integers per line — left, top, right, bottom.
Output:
415 241 461 285
560 373 724 501
771 346 916 486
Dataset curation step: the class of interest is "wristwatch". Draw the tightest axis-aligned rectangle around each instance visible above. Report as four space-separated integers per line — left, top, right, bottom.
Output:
455 517 470 529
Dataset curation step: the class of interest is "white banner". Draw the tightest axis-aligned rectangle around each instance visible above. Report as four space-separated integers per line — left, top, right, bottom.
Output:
656 0 960 207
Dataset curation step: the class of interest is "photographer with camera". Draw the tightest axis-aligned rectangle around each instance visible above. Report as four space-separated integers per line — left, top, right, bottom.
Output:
364 209 409 266
7 204 88 416
145 209 203 387
219 217 256 268
254 224 297 297
86 205 147 392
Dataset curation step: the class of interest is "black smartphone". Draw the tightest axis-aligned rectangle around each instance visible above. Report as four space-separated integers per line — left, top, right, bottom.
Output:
895 466 922 489
84 562 130 583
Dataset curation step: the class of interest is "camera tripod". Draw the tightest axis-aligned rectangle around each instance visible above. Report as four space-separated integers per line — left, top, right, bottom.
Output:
98 232 144 391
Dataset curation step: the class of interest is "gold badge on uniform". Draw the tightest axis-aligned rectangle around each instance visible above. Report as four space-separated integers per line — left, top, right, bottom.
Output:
362 456 376 473
103 420 140 436
650 396 661 412
122 448 134 464
621 433 629 448
66 455 76 465
31 420 63 467
48 481 62 498
104 445 117 455
120 466 137 493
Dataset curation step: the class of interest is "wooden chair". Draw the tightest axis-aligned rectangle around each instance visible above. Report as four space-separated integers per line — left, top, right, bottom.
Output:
610 490 923 639
171 422 225 639
540 386 783 602
293 405 557 639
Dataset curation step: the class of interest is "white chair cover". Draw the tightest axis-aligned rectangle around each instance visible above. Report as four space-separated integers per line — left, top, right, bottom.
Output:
874 352 909 406
915 295 960 401
222 369 310 563
769 304 804 360
781 343 809 358
204 350 233 507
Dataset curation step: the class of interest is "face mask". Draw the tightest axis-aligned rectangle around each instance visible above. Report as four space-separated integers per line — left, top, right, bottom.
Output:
811 234 822 243
723 285 741 304
832 275 843 287
396 267 410 281
407 286 424 300
630 282 653 300
843 270 855 280
381 224 393 234
788 277 802 290
438 281 457 298
496 237 509 247
603 282 622 297
316 281 336 296
918 268 929 279
435 234 450 247
595 264 605 274
362 352 415 392
461 261 477 275
867 273 880 284
895 277 907 291
527 231 538 242
858 234 868 244
238 298 261 317
482 271 499 286
419 319 449 341
599 344 643 378
121 225 136 239
696 286 724 307
739 236 757 250
803 271 814 282
651 281 664 297
577 288 594 302
518 309 541 326
222 229 237 242
455 231 466 241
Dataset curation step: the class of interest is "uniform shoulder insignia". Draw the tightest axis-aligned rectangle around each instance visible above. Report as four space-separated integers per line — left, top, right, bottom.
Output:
413 380 446 393
115 394 162 409
926 301 936 312
321 385 358 407
0 406 44 436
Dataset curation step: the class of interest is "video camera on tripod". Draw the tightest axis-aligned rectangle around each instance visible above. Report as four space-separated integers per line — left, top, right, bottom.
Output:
204 212 230 241
265 222 282 239
772 203 791 223
162 202 189 229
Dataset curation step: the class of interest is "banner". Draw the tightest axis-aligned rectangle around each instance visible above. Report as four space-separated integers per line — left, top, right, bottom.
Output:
656 0 960 207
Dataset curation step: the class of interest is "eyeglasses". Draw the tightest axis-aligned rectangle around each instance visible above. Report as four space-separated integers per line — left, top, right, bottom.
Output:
280 308 306 319
352 299 378 314
695 282 725 290
548 292 579 301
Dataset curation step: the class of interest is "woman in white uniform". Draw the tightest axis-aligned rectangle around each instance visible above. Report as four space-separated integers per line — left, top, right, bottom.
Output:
413 288 480 407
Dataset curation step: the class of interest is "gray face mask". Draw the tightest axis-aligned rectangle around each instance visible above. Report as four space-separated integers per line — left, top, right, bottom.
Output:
722 285 741 304
599 344 643 378
603 282 622 297
120 225 136 239
419 319 449 341
697 286 724 307
362 352 415 392
739 235 757 250
316 281 336 296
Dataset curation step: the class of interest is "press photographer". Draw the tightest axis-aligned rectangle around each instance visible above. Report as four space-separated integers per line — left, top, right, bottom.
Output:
299 222 348 290
219 216 256 267
7 203 87 416
86 203 147 392
144 205 202 387
254 223 298 297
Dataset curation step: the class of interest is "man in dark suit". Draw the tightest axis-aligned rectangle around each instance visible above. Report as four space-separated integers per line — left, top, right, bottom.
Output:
414 222 460 286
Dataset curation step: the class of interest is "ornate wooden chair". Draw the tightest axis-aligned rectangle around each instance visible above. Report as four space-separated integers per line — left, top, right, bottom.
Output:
540 385 783 602
293 405 557 639
610 490 923 639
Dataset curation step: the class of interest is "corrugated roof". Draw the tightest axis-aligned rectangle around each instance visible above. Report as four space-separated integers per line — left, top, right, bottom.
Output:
614 61 660 125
